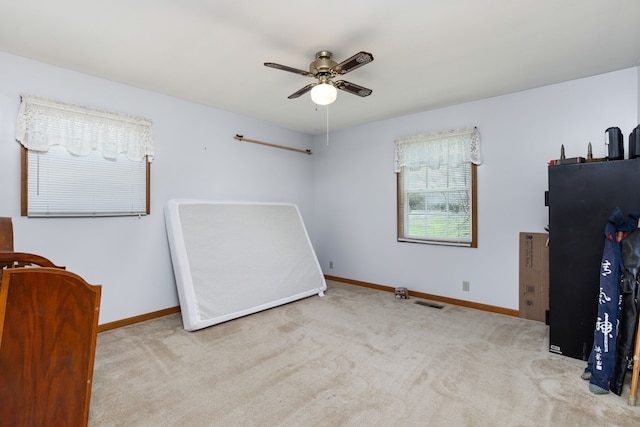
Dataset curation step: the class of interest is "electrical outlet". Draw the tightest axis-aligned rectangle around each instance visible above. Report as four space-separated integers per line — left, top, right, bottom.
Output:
329 261 334 269
462 280 470 292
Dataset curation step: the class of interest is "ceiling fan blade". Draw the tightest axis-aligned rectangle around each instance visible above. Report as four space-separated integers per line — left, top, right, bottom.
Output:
332 51 374 75
264 62 313 77
288 83 316 99
334 80 372 97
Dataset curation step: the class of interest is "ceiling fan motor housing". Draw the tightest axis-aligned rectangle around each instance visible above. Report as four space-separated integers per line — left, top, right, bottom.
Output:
310 51 337 77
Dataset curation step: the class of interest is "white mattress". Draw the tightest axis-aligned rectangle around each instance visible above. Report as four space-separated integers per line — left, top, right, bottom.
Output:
164 199 326 331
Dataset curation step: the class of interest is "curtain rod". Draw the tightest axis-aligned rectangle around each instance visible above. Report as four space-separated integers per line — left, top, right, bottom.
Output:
234 134 312 155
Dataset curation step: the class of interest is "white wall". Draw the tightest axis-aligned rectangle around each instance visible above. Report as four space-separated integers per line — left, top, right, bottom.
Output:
0 51 315 324
312 67 639 310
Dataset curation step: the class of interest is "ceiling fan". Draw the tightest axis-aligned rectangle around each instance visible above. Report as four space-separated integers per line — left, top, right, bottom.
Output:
264 51 374 105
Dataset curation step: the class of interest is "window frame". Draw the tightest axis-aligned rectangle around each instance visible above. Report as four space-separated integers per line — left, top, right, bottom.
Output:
21 146 151 217
396 162 477 247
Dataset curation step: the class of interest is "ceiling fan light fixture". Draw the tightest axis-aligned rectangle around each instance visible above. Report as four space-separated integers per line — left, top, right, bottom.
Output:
310 83 337 105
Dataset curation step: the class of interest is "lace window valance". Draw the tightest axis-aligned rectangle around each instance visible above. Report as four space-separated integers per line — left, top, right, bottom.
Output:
394 127 481 172
15 95 154 162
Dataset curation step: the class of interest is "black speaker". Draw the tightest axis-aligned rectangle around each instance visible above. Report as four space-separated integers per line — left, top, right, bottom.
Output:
629 125 640 159
606 127 624 160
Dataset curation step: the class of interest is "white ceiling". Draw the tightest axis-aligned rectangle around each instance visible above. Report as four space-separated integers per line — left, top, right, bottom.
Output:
1 0 639 135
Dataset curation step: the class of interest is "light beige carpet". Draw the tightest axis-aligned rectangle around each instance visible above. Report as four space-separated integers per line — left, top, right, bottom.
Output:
89 281 639 426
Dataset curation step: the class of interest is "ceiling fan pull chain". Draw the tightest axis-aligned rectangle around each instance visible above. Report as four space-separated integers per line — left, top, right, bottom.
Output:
326 105 330 146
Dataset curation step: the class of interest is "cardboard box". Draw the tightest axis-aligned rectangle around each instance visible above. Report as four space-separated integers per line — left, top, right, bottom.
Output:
519 232 549 322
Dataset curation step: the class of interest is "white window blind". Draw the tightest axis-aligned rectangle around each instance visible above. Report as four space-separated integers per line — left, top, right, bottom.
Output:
16 95 153 217
26 146 148 217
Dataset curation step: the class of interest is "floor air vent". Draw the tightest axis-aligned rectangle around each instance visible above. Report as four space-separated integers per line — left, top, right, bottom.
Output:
415 301 444 309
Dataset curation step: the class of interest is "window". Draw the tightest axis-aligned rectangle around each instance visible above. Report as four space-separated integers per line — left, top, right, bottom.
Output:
15 95 153 217
22 146 150 217
395 127 481 247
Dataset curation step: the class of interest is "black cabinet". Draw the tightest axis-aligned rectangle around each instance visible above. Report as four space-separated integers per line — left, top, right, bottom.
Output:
547 160 640 360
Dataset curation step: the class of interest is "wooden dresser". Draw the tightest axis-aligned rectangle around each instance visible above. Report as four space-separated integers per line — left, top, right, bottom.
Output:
0 221 101 427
